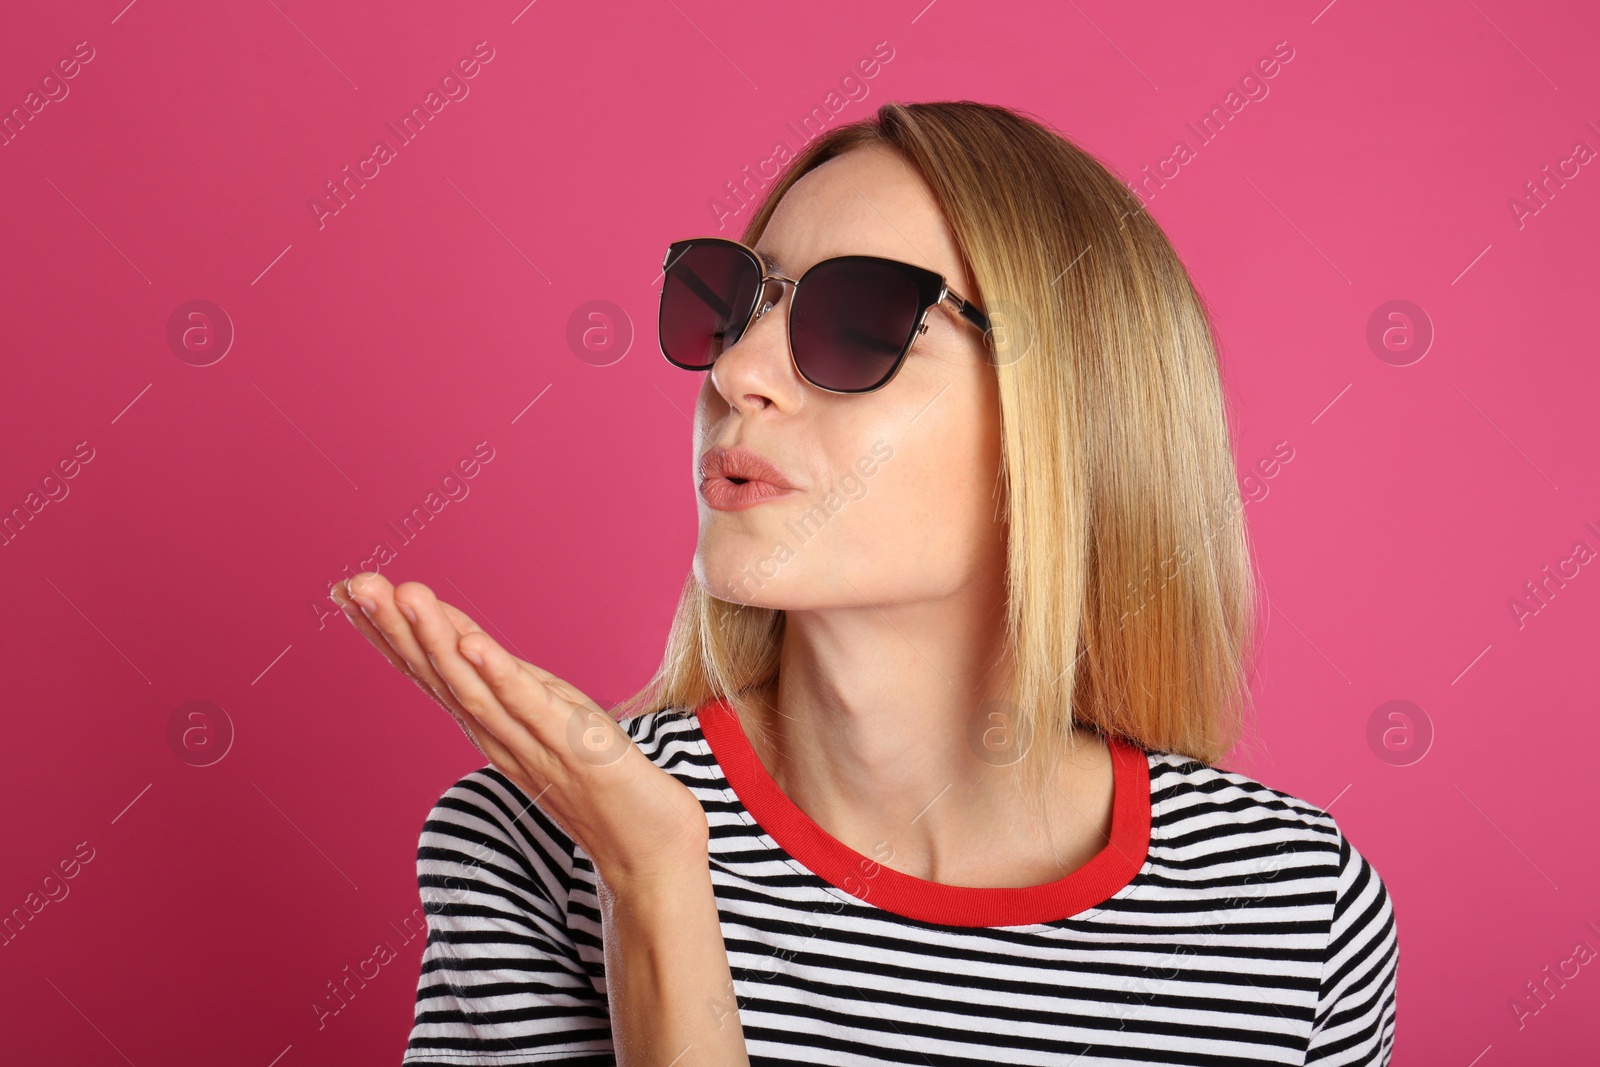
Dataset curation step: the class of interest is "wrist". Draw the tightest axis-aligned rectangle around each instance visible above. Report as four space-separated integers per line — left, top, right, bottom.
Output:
595 849 712 905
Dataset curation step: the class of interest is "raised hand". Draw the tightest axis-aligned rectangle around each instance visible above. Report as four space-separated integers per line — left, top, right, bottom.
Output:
335 573 710 887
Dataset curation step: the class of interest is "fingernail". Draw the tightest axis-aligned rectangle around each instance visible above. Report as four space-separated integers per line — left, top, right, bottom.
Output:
463 648 484 667
353 595 377 615
399 602 417 623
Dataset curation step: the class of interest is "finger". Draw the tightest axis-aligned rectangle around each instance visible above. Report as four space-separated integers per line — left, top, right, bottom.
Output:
438 659 563 799
460 633 633 781
348 573 459 709
340 578 500 761
334 579 424 682
437 600 487 638
447 696 526 772
453 631 568 779
404 593 568 787
410 654 527 775
438 605 586 732
495 647 584 704
396 580 539 736
340 580 526 770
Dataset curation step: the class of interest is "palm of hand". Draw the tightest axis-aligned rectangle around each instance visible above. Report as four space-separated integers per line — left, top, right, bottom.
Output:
337 573 709 884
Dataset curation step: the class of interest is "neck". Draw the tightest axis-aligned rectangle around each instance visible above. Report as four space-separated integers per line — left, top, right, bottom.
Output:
735 579 1110 888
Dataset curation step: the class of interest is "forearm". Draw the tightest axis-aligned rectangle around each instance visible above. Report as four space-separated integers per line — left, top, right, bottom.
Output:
597 858 751 1067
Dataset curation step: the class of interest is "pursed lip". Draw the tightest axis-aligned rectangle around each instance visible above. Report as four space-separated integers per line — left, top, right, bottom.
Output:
698 445 798 510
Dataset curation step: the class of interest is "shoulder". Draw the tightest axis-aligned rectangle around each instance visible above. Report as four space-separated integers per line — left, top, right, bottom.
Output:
616 704 727 786
415 762 583 914
1145 748 1346 860
616 704 708 755
616 703 697 735
1140 747 1397 936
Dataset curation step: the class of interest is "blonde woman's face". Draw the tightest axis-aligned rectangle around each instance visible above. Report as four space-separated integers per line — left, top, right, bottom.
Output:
692 144 1005 611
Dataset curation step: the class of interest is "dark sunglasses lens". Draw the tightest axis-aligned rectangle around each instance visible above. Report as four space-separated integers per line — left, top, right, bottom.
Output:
790 259 920 392
660 243 761 370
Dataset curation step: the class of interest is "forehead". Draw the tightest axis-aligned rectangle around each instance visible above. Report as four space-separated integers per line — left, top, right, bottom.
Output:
754 145 970 289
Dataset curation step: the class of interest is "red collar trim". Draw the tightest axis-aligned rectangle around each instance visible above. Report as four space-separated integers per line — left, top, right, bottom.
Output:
696 695 1151 928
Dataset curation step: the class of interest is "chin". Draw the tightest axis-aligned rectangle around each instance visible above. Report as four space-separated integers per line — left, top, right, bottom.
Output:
695 548 792 606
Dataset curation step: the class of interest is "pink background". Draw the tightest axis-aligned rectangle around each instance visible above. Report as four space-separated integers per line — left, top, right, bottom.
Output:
3 0 1597 1062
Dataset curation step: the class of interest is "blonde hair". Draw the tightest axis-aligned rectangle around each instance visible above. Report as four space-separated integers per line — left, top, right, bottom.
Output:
613 100 1260 807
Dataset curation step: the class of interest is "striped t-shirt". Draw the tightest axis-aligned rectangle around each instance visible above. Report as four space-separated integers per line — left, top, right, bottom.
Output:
402 697 1399 1065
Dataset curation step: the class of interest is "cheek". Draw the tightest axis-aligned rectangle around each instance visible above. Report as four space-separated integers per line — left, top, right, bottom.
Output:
848 442 988 572
694 378 723 429
889 424 1006 571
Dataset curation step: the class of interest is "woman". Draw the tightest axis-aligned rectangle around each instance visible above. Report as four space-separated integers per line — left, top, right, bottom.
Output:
339 101 1398 1065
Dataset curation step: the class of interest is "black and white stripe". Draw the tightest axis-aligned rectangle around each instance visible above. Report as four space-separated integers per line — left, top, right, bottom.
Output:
403 708 1398 1065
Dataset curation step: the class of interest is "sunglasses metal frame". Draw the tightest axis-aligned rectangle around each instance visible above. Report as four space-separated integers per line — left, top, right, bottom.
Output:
658 236 993 394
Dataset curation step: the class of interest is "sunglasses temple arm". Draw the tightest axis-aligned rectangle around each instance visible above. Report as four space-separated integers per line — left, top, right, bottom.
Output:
673 266 735 321
955 298 991 334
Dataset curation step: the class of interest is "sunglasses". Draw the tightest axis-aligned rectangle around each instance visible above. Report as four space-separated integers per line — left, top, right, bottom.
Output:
657 236 992 394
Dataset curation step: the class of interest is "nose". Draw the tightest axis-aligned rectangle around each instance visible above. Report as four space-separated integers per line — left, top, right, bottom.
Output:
708 278 801 411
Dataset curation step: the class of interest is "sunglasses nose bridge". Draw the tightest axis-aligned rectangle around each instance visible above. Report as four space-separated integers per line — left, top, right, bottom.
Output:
750 275 794 324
